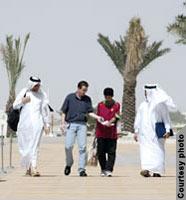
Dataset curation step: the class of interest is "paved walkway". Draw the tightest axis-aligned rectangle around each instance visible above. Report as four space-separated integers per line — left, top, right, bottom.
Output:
0 137 176 200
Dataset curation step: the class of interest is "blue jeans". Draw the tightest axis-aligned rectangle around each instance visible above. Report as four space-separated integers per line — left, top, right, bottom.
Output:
65 122 87 173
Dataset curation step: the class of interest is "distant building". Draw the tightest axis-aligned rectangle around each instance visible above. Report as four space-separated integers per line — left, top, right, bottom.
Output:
0 110 7 137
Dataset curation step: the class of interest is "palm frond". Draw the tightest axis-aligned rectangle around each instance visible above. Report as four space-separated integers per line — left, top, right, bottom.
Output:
167 2 186 44
0 33 30 94
139 41 170 71
98 33 170 78
97 33 127 76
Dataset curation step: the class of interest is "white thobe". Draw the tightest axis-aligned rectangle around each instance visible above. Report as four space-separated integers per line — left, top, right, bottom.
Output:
13 88 50 168
134 101 171 174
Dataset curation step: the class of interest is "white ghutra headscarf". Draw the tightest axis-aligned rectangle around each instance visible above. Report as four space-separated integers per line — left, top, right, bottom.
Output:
26 76 49 106
144 84 176 112
27 76 43 92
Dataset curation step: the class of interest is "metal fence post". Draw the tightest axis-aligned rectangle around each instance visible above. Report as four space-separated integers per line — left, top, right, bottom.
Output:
0 124 7 174
8 131 14 169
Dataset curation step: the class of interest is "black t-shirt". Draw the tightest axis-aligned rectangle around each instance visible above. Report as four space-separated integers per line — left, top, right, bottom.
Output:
61 93 94 123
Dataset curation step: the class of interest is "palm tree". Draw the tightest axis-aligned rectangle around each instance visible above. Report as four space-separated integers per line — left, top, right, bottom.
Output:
0 33 30 135
167 2 186 44
98 18 170 133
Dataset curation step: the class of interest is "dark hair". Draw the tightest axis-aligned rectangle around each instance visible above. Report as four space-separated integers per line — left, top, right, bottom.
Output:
104 88 114 96
77 81 89 89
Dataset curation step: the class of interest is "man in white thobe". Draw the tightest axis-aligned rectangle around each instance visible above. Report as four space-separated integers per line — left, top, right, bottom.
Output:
13 76 50 177
134 84 176 177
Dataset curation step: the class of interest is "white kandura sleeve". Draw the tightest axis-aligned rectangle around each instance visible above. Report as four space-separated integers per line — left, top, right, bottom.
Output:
134 107 141 134
41 92 50 127
13 88 27 110
161 103 171 133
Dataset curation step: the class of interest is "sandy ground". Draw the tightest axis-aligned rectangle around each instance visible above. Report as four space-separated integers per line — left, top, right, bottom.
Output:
0 136 176 200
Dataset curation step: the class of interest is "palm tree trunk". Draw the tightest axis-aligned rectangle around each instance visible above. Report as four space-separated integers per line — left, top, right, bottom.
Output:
5 91 15 113
121 80 136 133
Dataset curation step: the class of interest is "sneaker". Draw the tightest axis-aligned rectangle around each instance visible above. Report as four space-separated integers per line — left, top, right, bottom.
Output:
31 167 41 177
64 166 71 176
100 170 106 177
105 171 112 177
79 171 87 177
153 173 161 177
140 170 151 177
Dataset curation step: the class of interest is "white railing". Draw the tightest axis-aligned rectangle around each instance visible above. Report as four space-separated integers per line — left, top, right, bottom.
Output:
0 124 14 175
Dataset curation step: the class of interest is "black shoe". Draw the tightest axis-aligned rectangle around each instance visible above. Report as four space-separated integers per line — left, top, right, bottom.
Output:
79 171 87 177
64 166 71 176
153 173 161 177
140 170 151 177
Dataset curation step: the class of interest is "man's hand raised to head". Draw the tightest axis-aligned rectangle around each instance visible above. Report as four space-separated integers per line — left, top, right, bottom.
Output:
22 96 31 104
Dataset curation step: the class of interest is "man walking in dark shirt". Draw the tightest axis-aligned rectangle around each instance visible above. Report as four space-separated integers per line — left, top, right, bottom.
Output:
60 81 102 177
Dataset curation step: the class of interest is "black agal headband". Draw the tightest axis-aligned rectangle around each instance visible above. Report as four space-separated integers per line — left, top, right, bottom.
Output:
144 85 157 89
30 76 41 83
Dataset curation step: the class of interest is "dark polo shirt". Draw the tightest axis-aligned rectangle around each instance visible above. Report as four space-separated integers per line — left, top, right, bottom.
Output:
61 92 94 123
